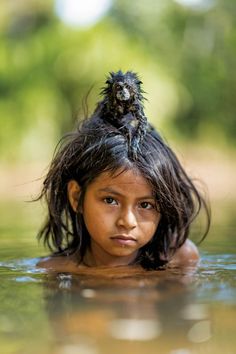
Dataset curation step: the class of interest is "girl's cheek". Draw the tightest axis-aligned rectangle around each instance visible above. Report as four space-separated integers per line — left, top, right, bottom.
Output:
139 209 160 220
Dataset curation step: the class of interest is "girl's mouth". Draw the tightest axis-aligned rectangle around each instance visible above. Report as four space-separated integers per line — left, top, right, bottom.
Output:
110 235 137 246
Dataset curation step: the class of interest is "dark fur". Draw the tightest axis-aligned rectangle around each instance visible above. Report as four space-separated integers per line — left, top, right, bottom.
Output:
92 70 148 156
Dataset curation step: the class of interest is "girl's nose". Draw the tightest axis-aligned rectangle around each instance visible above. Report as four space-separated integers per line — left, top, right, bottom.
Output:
116 208 137 229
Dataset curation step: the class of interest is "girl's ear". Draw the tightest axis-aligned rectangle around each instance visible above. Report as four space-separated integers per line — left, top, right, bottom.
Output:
67 180 81 212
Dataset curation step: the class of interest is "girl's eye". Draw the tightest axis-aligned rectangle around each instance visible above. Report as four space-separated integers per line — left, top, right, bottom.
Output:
140 202 154 210
104 197 117 205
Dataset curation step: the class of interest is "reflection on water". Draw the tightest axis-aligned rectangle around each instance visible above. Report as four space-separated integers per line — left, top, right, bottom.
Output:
0 200 236 354
0 252 235 354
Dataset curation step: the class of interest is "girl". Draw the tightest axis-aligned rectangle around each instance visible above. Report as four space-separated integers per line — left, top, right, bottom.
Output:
37 71 210 271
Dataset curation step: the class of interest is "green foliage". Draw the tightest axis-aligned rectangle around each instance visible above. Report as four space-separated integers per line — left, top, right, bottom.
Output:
0 0 235 162
110 0 236 142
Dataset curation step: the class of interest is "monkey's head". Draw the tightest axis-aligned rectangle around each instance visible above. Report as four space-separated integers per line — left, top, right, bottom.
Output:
102 70 144 105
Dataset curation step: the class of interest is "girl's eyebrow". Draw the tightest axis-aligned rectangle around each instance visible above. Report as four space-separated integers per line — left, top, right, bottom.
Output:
97 187 122 196
97 187 155 200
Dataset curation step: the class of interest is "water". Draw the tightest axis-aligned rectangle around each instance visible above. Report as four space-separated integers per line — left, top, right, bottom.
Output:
0 201 236 354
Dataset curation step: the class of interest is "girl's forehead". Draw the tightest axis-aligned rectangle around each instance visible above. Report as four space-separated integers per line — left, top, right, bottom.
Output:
91 168 152 190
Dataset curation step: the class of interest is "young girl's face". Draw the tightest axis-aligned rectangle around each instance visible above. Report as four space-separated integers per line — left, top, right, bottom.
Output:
69 168 161 266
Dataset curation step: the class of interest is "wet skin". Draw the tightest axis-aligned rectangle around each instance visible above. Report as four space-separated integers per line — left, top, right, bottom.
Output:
37 169 199 272
69 169 161 267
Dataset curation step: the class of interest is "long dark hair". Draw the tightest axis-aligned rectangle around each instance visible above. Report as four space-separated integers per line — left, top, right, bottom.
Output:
37 71 210 269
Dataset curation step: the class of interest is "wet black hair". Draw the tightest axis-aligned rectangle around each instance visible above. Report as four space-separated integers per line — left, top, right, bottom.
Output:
38 71 210 269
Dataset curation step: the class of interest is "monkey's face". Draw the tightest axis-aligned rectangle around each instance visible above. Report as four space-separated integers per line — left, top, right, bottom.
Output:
113 81 136 103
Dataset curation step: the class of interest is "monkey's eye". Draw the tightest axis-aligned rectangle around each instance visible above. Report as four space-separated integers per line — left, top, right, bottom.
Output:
115 82 124 90
125 84 132 91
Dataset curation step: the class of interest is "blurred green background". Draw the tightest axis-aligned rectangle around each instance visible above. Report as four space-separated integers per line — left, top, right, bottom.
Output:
1 0 236 155
0 0 235 208
0 4 235 353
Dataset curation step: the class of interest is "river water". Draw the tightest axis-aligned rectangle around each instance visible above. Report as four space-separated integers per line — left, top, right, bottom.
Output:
0 201 235 354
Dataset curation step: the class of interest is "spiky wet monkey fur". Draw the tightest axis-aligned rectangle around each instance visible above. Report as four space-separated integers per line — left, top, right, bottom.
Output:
92 70 148 156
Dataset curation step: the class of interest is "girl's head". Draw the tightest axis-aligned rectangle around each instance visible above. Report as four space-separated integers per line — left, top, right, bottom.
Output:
68 167 161 267
38 71 210 269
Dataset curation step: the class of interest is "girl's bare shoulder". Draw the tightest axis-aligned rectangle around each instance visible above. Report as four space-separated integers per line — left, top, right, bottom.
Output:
36 253 82 272
170 239 200 266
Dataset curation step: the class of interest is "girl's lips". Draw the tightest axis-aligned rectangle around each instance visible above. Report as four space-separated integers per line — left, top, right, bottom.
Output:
110 235 137 246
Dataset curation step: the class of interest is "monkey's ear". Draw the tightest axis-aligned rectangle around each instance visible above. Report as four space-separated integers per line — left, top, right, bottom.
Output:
67 180 81 212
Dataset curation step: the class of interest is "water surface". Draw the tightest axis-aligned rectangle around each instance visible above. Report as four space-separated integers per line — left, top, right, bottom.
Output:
0 201 235 354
